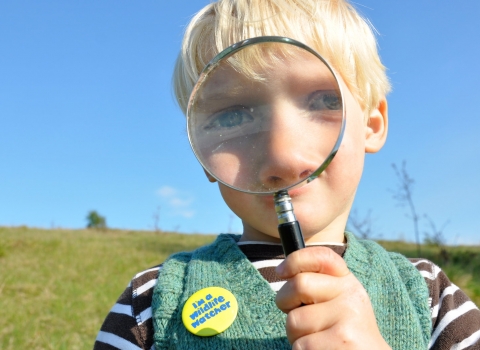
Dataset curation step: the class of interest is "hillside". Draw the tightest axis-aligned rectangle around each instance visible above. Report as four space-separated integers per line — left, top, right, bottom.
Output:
1 226 478 349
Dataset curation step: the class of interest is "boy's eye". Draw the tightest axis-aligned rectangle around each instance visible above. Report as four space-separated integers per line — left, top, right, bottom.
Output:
308 91 341 111
204 108 254 131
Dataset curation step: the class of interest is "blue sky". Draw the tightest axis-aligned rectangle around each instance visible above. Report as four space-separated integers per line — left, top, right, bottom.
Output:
1 1 479 245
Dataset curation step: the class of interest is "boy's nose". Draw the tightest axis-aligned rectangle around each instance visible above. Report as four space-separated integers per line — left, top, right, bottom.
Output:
257 105 321 191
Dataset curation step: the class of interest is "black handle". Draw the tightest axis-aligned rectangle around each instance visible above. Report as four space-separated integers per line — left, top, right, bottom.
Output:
278 221 305 256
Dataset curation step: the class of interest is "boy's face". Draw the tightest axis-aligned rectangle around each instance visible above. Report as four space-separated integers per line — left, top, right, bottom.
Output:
201 51 388 243
191 48 343 194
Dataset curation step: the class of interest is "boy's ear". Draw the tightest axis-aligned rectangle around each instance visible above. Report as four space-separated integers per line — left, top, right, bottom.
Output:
365 97 388 153
203 169 217 183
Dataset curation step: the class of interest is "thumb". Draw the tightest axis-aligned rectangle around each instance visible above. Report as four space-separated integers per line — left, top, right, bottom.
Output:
276 246 349 278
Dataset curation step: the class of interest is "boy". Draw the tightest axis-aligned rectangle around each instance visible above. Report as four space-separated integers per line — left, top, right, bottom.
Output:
95 0 480 349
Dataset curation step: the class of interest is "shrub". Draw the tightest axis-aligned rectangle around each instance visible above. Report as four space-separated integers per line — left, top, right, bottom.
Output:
86 210 107 230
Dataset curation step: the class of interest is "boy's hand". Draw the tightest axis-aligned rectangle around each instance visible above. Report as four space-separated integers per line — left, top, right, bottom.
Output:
275 247 391 350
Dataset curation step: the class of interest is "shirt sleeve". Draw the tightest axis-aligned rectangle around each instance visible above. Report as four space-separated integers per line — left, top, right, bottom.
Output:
93 266 161 350
410 259 480 349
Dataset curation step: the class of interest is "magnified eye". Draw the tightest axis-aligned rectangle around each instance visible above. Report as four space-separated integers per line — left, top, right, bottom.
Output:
204 107 254 131
308 91 341 111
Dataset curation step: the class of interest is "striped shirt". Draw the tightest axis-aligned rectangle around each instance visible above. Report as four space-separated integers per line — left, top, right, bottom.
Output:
94 242 480 350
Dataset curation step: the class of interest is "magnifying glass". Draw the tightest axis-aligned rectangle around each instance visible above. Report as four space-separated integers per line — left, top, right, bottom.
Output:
187 36 345 256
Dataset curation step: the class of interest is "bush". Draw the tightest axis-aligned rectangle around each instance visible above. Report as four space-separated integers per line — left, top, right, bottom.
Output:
86 210 107 229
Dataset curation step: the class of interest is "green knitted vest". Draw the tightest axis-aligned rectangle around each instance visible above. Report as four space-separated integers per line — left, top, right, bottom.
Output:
152 233 431 349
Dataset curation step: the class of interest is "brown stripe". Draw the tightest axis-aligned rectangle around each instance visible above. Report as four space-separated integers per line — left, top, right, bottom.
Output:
116 285 133 305
238 243 285 260
435 283 472 324
409 259 441 322
97 312 140 345
138 318 154 350
316 244 346 257
133 266 161 289
257 266 285 283
130 268 160 348
430 308 480 349
239 243 346 261
132 272 159 320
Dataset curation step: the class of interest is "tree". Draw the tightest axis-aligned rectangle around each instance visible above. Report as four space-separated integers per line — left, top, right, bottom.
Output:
423 215 449 248
391 161 453 260
424 214 450 264
86 210 107 230
391 161 421 255
348 208 377 239
152 206 161 234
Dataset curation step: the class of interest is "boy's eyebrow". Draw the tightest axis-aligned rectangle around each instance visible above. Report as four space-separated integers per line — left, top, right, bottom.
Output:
199 85 252 102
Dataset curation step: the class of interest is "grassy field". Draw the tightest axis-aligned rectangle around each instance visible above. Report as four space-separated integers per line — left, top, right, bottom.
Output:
1 226 479 349
0 226 216 349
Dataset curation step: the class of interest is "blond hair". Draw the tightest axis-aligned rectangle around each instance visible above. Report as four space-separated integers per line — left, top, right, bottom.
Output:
173 0 390 116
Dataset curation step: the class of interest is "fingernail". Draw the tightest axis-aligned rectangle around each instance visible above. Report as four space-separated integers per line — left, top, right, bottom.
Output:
275 262 285 276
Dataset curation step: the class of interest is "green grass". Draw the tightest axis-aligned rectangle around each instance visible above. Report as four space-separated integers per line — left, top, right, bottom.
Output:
1 227 478 349
0 226 215 349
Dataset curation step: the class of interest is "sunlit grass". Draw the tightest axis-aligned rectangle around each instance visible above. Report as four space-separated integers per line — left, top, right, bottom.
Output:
0 227 215 349
1 227 478 349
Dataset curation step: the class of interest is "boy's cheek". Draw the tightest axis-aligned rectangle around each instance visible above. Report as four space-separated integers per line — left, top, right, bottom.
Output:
218 183 278 230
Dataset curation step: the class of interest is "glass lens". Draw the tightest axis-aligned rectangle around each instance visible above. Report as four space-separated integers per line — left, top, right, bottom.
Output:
187 38 344 194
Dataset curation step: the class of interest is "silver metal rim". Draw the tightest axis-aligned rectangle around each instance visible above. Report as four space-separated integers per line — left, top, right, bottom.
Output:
186 36 346 195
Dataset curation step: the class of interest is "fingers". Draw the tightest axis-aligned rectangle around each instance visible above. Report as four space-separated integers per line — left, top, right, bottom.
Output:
274 247 391 350
276 246 349 279
291 325 349 350
286 301 387 349
281 275 390 350
291 319 391 350
275 272 345 312
284 301 337 345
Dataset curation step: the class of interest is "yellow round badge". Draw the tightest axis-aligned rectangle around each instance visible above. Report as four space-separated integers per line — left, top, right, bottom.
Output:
182 286 238 337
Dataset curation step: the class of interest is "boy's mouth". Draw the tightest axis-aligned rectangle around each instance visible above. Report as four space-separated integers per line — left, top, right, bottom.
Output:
258 180 314 205
285 182 313 198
